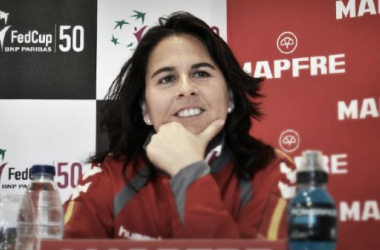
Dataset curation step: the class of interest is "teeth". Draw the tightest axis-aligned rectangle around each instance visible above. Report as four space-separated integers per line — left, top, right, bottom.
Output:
177 108 203 118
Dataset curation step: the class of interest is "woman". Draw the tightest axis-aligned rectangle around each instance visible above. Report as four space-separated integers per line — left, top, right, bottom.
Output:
64 12 294 239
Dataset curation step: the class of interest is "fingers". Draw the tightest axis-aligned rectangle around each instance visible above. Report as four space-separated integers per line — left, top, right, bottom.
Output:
146 121 204 176
198 119 225 144
146 120 225 176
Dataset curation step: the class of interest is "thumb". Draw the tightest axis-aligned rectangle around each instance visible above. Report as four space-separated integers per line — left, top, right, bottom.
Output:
198 119 225 144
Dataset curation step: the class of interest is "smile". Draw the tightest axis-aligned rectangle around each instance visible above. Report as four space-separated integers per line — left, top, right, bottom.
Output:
176 108 204 118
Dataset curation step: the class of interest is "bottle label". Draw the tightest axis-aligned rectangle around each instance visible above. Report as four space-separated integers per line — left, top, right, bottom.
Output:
288 202 337 241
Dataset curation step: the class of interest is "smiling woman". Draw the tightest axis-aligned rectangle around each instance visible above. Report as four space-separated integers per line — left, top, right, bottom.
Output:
144 35 229 133
63 11 295 240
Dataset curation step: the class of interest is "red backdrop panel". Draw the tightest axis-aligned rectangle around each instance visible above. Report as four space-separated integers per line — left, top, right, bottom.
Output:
227 1 380 250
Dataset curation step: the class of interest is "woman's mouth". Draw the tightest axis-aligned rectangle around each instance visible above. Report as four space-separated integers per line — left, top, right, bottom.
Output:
176 108 204 118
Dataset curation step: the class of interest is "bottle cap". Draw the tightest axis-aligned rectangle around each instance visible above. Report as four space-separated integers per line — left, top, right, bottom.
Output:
31 165 56 176
297 150 328 184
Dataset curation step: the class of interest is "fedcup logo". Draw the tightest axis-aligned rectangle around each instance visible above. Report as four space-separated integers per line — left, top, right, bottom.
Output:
279 129 300 153
0 8 86 53
0 149 34 189
0 148 8 185
277 31 298 54
0 8 53 53
110 10 148 50
0 10 11 51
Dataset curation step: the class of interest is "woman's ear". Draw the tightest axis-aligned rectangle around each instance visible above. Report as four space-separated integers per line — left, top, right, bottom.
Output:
227 91 235 114
141 102 152 125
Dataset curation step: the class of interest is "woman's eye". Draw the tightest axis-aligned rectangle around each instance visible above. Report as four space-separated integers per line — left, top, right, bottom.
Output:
193 71 210 78
159 75 175 84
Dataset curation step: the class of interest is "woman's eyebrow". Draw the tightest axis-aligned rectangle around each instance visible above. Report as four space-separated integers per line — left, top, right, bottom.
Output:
151 66 175 78
151 62 216 78
191 62 216 70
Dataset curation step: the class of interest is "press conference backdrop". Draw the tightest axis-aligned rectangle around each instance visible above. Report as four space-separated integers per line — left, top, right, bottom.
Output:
0 0 378 249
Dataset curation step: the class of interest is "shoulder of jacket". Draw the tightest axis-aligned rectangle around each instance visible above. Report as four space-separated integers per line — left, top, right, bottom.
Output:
100 155 147 179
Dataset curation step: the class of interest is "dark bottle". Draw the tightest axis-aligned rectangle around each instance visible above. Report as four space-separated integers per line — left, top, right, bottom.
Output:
288 150 337 250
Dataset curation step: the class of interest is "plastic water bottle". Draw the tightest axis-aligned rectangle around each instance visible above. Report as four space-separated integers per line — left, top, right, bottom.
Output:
16 165 64 250
0 194 22 250
288 150 337 250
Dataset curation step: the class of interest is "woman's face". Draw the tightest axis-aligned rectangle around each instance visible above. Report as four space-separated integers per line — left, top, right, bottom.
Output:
143 34 231 134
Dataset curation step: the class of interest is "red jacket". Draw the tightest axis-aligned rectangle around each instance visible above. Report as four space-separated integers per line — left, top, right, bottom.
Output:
63 146 295 240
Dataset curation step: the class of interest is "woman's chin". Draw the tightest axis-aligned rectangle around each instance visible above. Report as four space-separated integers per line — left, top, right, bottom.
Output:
172 121 202 134
179 118 220 135
185 126 203 135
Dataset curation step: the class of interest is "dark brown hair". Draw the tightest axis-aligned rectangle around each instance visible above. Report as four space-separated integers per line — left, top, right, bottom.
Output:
92 11 274 180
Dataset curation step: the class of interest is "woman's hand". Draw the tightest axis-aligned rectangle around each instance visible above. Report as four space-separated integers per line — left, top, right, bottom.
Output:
146 119 225 177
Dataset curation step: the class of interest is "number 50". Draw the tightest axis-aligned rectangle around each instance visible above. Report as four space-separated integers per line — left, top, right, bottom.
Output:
59 25 84 52
57 162 83 189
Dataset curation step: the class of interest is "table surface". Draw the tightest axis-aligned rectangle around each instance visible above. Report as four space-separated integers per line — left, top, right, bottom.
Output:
40 239 288 250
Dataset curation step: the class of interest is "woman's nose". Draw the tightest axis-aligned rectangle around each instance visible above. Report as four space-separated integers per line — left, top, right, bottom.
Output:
176 76 199 98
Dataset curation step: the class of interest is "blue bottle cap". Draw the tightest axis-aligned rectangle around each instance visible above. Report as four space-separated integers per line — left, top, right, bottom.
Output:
31 165 56 176
297 170 328 184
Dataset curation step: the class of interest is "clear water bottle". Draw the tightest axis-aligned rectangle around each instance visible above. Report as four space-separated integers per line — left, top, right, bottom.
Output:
0 194 22 250
288 150 338 250
16 165 64 250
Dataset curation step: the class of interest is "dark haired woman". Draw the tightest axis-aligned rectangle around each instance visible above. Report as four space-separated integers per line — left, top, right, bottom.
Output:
63 12 295 239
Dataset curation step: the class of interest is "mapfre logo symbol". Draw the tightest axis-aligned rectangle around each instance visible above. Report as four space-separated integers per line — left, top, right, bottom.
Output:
110 10 148 51
277 32 298 54
279 129 300 153
0 10 11 51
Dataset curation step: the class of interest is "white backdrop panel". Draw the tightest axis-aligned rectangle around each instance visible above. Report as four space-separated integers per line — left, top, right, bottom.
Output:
96 0 227 99
0 100 96 202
